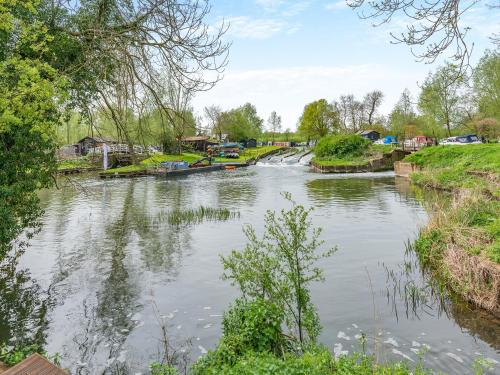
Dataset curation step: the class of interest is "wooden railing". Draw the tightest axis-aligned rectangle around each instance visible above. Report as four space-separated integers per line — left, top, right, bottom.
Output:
88 144 145 154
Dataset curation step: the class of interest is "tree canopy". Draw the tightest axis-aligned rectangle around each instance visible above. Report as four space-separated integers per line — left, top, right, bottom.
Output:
298 99 339 140
220 103 263 141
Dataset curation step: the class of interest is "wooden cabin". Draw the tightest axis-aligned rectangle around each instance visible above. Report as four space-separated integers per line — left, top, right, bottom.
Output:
182 136 218 152
76 136 117 155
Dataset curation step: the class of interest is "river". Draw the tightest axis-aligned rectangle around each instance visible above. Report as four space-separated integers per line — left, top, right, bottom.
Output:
1 161 499 374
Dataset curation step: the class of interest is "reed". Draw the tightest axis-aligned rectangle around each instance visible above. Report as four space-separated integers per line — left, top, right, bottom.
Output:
164 206 240 225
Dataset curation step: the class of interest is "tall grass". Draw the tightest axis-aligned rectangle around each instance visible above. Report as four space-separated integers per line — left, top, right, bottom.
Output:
161 206 240 225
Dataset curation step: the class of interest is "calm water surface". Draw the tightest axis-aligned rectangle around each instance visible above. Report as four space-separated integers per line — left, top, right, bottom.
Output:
2 163 499 374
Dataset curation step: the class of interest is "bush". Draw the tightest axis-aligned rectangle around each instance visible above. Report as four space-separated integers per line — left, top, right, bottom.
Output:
191 299 285 374
314 135 371 159
222 298 285 355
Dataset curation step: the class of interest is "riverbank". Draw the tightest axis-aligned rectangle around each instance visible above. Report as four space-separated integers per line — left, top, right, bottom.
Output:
403 145 500 315
98 145 281 177
311 147 409 173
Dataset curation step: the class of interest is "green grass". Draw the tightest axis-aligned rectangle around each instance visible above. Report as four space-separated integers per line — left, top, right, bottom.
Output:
192 347 438 375
405 145 500 194
405 144 500 172
407 143 500 309
310 157 368 167
213 146 281 163
57 158 94 170
101 153 201 174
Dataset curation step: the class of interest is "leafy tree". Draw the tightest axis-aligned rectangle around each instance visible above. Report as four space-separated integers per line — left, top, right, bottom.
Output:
220 103 263 141
473 49 500 121
418 64 465 137
221 193 335 346
0 0 67 261
298 99 339 140
314 134 371 159
267 111 282 142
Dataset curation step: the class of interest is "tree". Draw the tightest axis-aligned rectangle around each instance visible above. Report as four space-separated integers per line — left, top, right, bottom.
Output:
220 103 263 141
267 111 282 142
298 99 339 140
204 105 223 141
334 95 351 131
347 0 500 73
0 1 67 261
221 193 335 346
418 64 465 137
473 50 500 120
389 89 417 140
363 90 384 126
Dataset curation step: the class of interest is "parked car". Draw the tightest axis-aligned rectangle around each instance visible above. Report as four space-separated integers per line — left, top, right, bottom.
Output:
440 134 481 145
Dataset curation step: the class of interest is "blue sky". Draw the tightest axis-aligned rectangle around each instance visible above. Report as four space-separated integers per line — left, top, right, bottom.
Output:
193 0 500 131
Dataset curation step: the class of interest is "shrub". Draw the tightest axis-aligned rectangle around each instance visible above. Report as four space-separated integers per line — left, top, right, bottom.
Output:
314 134 371 158
222 298 285 355
191 299 285 374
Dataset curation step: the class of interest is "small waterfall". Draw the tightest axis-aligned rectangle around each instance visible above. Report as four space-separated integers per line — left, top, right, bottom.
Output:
256 148 313 167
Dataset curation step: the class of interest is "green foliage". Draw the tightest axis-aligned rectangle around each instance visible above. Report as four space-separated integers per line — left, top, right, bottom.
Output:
298 99 339 139
222 299 285 355
0 343 61 367
473 50 500 121
418 63 464 137
220 103 263 141
0 1 67 261
0 343 39 366
150 362 180 375
221 193 335 345
193 347 433 375
414 229 446 264
314 134 371 158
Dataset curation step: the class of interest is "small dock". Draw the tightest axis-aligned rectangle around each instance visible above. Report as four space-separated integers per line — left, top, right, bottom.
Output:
0 353 67 374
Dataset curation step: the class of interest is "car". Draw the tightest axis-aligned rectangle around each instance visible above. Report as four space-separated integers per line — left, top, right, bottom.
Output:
440 134 481 145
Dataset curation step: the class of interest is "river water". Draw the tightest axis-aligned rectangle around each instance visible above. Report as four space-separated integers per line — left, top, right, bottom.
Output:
2 162 499 374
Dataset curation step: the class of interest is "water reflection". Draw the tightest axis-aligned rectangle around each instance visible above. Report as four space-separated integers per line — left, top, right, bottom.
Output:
0 255 52 349
383 244 500 351
305 177 395 218
216 172 258 207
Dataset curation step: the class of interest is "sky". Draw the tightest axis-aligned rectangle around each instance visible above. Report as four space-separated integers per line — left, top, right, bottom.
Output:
192 0 500 131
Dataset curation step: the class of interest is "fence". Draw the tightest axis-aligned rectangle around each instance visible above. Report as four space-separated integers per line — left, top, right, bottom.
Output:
87 144 145 155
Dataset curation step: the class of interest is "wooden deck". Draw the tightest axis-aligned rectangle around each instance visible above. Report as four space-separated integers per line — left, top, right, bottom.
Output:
0 354 67 375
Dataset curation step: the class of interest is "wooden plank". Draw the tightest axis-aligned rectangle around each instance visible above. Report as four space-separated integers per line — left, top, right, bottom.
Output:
2 353 67 375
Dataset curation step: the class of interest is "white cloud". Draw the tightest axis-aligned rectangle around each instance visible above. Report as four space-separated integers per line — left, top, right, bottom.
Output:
192 65 425 131
255 0 311 17
224 16 286 39
282 1 312 17
325 1 348 10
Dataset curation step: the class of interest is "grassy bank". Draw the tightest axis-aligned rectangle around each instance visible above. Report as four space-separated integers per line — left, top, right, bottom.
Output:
311 136 395 167
101 153 201 174
405 145 500 315
102 146 281 174
57 158 95 171
405 144 499 195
